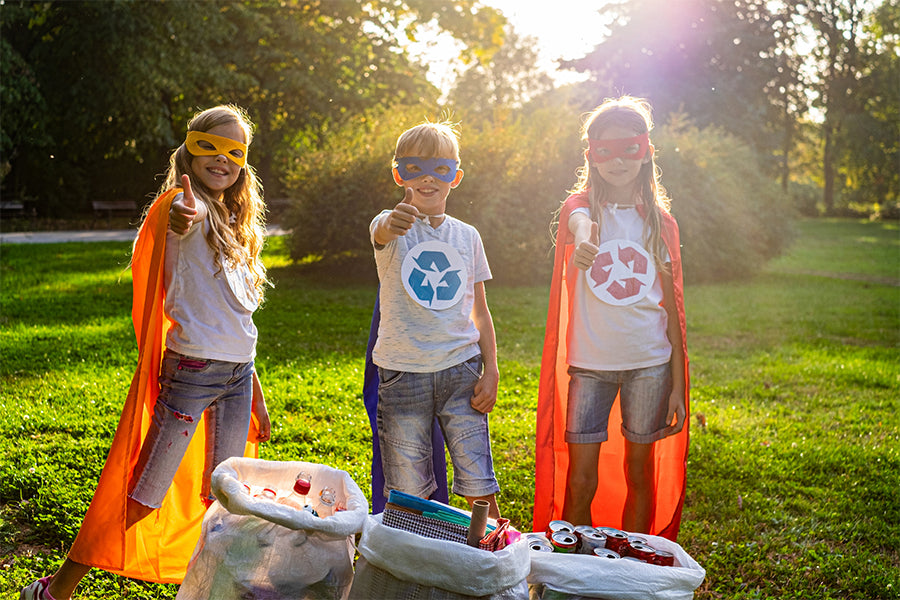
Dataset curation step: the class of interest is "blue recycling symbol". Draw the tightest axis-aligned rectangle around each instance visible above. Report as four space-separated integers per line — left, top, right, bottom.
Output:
408 250 462 306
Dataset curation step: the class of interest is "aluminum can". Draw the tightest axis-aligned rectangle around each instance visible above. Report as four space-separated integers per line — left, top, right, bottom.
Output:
597 526 629 555
627 541 657 562
546 519 575 538
593 548 620 559
649 549 675 566
529 540 554 552
576 528 607 554
550 531 578 553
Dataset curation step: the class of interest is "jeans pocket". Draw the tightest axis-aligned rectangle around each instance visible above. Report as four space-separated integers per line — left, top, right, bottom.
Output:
177 357 210 372
461 355 483 379
378 367 403 387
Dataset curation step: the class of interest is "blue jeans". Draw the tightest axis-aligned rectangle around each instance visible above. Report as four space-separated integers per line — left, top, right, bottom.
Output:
376 355 500 499
129 350 254 508
566 362 672 444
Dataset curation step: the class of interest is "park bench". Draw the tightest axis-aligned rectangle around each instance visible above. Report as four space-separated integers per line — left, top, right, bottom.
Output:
92 200 138 228
1 200 36 226
0 201 25 218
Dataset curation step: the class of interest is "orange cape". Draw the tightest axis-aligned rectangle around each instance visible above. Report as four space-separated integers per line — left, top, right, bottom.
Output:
533 192 690 540
68 189 261 583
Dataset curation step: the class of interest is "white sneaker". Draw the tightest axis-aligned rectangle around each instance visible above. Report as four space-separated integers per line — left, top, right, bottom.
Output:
20 576 55 600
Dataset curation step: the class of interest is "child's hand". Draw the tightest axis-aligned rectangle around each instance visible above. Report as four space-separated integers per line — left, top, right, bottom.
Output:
251 372 271 443
470 367 499 414
384 187 419 237
170 174 199 235
252 399 271 442
662 387 686 438
573 221 600 270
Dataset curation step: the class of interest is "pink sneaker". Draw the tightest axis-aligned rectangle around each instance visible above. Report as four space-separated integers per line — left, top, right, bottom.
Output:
20 576 58 600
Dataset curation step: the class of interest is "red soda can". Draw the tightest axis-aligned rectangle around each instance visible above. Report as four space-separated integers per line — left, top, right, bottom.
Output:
627 541 657 562
598 527 629 555
650 549 675 566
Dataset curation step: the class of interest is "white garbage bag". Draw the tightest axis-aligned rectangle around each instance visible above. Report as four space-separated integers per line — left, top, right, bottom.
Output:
526 531 706 600
176 457 368 600
349 512 531 600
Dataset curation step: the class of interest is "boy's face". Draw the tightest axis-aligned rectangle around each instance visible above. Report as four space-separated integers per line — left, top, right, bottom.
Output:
392 151 464 215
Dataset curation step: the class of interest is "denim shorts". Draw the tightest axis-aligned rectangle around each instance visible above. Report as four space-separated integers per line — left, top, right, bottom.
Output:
129 350 254 508
566 362 672 445
376 355 500 499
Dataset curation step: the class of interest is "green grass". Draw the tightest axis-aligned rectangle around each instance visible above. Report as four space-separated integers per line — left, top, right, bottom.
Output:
1 218 898 599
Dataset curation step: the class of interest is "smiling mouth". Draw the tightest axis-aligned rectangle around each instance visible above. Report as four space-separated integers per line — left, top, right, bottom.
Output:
208 168 229 176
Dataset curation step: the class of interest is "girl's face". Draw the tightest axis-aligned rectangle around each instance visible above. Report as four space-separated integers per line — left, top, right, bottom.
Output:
190 122 245 195
590 125 650 193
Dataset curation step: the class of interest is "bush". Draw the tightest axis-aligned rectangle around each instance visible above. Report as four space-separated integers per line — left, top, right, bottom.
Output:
282 103 581 285
282 105 794 285
653 115 795 283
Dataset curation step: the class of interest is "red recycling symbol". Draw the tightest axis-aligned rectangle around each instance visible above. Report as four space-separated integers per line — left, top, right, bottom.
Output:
588 240 656 305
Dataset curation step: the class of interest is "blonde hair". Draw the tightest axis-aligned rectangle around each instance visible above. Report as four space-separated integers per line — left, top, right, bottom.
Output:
393 120 461 165
154 105 269 300
569 96 671 273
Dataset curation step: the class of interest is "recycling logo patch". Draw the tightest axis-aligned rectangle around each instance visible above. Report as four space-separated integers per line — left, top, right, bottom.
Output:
587 239 656 306
401 240 466 310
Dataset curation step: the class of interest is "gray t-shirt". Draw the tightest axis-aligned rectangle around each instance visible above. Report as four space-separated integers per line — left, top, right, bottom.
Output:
164 210 259 362
370 211 491 372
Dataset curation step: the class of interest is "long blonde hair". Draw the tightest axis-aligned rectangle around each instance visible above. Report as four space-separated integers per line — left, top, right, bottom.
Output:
155 105 269 300
570 96 671 273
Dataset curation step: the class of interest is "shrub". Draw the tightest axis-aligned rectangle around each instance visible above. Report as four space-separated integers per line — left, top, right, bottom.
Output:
282 106 794 285
653 115 795 283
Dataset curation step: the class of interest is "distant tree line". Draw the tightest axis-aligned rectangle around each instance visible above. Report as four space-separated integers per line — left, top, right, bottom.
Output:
1 0 895 283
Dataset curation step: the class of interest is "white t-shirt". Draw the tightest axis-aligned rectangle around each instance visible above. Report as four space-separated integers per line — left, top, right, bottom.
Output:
567 205 671 371
163 212 259 362
370 211 491 372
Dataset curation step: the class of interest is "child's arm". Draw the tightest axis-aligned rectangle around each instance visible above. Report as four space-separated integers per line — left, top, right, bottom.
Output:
661 268 686 436
569 211 600 270
251 370 271 442
470 281 500 414
170 174 208 235
372 187 420 246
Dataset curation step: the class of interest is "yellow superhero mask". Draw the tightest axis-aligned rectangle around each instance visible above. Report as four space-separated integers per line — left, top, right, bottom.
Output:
185 131 248 167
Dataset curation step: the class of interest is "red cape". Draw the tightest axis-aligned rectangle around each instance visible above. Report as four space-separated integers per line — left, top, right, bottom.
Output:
533 192 690 540
68 189 261 583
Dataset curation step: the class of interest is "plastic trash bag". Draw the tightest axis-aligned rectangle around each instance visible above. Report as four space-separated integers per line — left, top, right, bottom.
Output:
526 531 705 600
176 457 368 600
349 512 531 600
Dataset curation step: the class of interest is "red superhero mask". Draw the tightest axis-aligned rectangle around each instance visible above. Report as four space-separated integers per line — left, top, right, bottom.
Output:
587 133 650 163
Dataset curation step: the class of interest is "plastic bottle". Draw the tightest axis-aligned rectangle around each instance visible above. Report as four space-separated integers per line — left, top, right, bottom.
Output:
315 486 337 517
292 471 313 506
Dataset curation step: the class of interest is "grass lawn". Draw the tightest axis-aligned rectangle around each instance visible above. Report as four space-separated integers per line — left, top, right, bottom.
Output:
1 218 898 599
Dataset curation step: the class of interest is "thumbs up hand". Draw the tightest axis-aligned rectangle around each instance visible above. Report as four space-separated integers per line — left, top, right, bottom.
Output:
170 174 199 235
573 221 600 271
386 187 420 237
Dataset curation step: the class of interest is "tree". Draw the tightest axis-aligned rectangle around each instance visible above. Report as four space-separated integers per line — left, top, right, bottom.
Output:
447 26 555 118
0 0 505 215
832 0 899 210
799 0 870 214
564 0 790 162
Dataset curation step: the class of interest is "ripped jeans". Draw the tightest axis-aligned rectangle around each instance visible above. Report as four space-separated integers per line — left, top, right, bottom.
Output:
128 350 254 508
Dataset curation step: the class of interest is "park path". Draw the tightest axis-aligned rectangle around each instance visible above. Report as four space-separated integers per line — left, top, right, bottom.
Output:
0 224 289 245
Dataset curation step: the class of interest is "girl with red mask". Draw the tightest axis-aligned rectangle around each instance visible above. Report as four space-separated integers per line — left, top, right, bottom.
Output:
534 96 690 540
